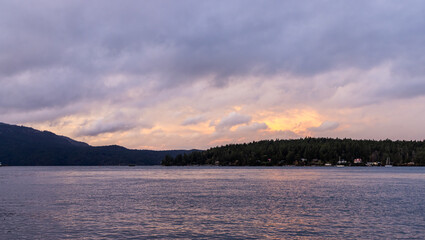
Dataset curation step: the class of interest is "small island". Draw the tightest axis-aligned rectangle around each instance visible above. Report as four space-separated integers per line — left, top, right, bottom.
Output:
162 138 425 166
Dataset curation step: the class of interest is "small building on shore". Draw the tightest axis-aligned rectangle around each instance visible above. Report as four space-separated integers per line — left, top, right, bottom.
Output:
354 158 362 164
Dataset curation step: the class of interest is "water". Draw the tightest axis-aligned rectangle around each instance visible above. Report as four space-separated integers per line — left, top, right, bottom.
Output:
1 166 424 239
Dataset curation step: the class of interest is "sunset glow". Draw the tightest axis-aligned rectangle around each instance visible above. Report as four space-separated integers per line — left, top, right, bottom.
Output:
2 1 425 150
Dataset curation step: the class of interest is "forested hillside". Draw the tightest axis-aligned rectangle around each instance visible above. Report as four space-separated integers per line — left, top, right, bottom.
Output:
0 122 193 166
162 138 425 166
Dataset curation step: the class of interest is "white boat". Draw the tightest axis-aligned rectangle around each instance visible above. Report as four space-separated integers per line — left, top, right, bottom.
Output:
385 157 392 167
336 156 346 167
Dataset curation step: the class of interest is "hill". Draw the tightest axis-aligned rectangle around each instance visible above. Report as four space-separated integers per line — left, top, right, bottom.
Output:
162 138 425 166
0 122 193 166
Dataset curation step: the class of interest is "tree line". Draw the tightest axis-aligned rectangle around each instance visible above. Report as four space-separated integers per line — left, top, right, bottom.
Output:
162 138 425 166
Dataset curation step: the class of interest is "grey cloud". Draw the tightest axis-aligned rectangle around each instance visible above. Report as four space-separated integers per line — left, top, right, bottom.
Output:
75 112 152 137
2 0 425 120
216 112 251 130
0 69 103 112
0 103 88 124
181 116 206 126
376 78 425 101
2 1 424 78
76 121 136 137
308 121 340 132
236 122 268 132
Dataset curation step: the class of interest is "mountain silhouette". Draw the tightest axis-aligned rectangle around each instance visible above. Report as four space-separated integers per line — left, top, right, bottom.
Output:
0 122 193 166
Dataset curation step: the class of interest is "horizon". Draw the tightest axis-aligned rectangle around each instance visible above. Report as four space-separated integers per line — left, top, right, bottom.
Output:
3 121 425 152
2 1 425 150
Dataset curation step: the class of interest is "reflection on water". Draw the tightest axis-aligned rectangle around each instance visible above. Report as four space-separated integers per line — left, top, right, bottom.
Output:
1 166 425 239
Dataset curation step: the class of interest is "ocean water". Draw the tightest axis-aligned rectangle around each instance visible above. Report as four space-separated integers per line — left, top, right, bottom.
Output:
1 166 424 239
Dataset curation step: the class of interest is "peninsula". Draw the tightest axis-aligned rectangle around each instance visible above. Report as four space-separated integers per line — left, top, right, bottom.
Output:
162 138 425 166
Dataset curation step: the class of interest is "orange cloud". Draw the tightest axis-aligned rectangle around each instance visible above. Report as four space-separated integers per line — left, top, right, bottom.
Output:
256 109 322 134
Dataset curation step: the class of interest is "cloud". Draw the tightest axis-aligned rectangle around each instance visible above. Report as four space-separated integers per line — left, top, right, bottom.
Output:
181 115 206 126
308 121 340 132
2 1 425 149
215 112 252 130
236 122 268 132
269 130 301 140
2 1 425 110
77 121 137 137
75 112 152 137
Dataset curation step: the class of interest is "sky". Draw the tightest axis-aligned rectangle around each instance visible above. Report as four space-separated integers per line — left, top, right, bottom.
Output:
1 0 425 150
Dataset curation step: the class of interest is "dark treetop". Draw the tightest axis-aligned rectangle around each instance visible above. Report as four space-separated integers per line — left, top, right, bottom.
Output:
0 122 193 166
162 138 425 166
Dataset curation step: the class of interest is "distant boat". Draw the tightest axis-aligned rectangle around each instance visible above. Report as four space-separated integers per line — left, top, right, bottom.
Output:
385 157 392 167
336 156 346 167
128 164 136 167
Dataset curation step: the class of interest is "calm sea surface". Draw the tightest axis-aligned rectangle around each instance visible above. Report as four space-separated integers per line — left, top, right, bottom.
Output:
1 166 425 239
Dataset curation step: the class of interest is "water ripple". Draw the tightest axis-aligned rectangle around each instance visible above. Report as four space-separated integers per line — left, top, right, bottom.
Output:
0 166 424 239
